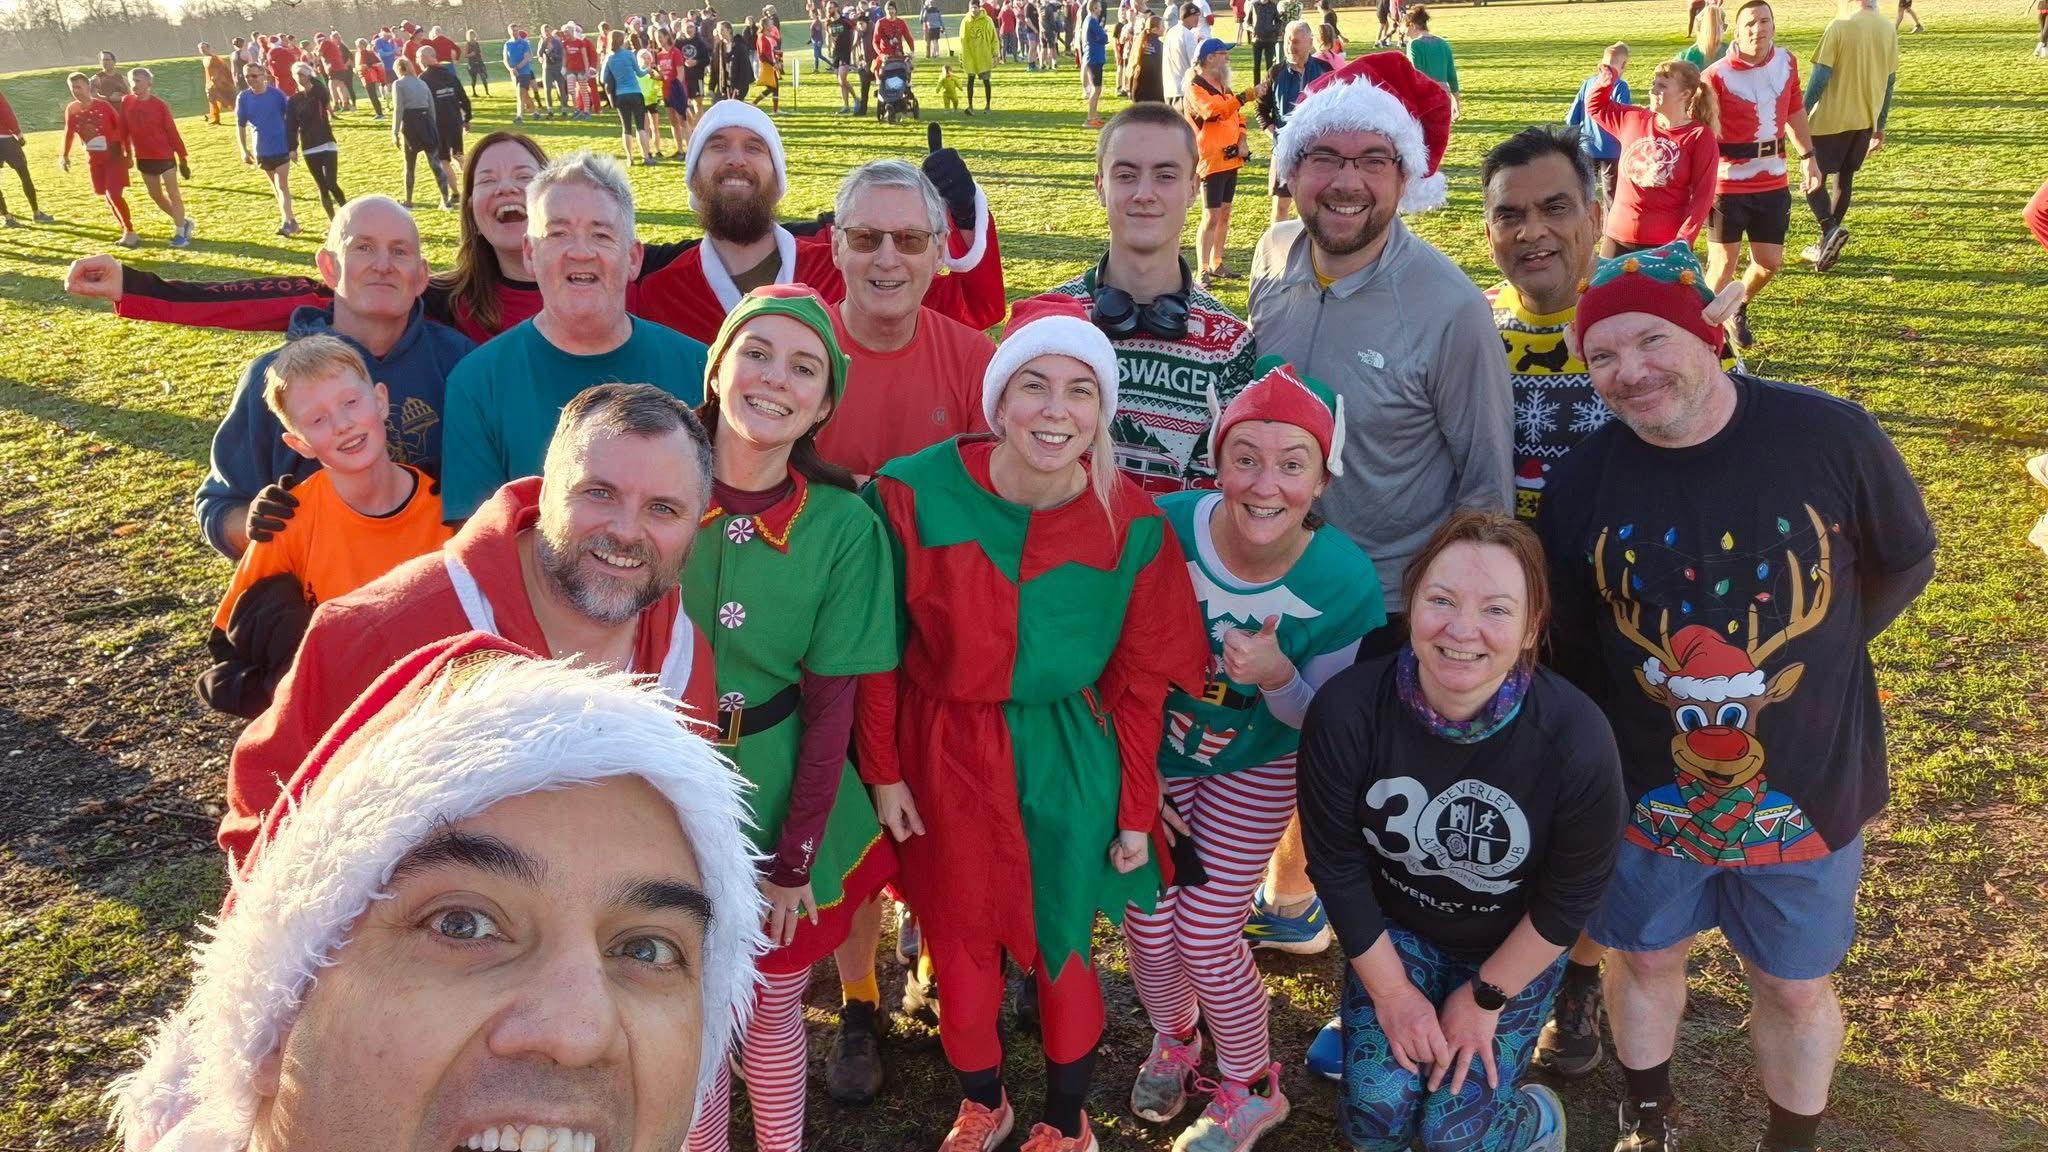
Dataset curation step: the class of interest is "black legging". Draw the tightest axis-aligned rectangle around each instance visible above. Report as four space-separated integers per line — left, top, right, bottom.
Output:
857 65 872 112
0 138 40 217
966 70 991 109
401 112 452 204
362 80 384 118
1806 174 1855 236
303 149 346 217
1251 38 1278 84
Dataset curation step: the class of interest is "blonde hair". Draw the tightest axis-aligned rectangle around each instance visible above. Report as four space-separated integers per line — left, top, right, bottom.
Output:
1693 3 1723 53
263 334 374 434
991 369 1122 524
1654 58 1719 132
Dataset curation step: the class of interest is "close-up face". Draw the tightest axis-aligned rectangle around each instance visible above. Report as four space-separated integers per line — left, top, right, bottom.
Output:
995 355 1102 475
247 63 268 87
1199 50 1229 82
691 128 779 242
1097 123 1199 254
1649 72 1691 120
280 371 390 470
322 201 430 320
1291 129 1403 260
1484 151 1600 307
1215 421 1327 549
536 426 703 626
1582 311 1721 445
1287 23 1311 59
714 313 835 451
68 75 90 101
836 184 943 326
249 779 711 1152
1734 4 1774 56
527 181 643 328
1408 540 1535 702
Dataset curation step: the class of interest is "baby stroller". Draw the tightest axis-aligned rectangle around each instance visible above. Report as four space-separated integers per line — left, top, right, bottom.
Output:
875 53 919 123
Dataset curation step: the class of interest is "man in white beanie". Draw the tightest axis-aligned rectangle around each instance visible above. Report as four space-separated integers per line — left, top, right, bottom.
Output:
1241 51 1514 990
111 631 769 1152
636 111 1009 342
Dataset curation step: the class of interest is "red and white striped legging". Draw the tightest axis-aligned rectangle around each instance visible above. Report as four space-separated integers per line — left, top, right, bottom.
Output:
685 966 812 1152
1120 760 1297 1083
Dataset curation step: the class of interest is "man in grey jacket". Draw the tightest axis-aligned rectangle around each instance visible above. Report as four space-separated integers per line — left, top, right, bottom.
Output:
1250 51 1510 642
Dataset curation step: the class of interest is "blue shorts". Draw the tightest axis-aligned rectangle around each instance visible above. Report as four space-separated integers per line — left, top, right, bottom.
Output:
1588 835 1864 981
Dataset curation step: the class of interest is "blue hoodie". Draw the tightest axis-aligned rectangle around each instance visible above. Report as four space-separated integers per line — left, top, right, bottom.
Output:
194 301 476 559
1566 71 1630 161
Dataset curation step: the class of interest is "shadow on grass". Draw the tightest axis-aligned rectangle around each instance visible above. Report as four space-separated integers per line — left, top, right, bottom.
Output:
0 375 216 463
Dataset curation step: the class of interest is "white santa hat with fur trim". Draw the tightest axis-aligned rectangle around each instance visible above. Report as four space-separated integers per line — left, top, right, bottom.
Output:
1272 51 1455 214
108 633 769 1152
684 99 791 212
981 293 1123 433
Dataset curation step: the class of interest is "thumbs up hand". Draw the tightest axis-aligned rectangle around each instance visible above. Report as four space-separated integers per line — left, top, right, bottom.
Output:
1220 615 1294 693
920 121 979 230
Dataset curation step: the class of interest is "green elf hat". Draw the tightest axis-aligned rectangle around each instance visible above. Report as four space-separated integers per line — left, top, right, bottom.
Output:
1206 355 1347 476
1569 240 1741 360
703 283 852 415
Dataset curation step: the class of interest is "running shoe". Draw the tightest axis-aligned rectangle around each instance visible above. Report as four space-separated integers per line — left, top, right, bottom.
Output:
902 959 941 1023
894 900 921 964
1726 302 1755 349
1814 226 1850 273
170 227 189 249
116 232 144 249
1242 892 1332 954
180 217 196 243
1019 1118 1097 1152
278 221 302 237
34 211 55 224
1521 1083 1567 1152
825 999 886 1105
939 1096 1014 1152
1614 1097 1679 1152
1130 1031 1203 1123
1304 1017 1342 1081
2 216 16 228
1172 1065 1290 1152
1534 971 1604 1077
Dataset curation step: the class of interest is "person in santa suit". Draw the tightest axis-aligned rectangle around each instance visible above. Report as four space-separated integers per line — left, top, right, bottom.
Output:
218 382 718 868
857 294 1209 1152
680 286 900 1152
636 107 1007 342
113 631 769 1152
1122 357 1384 1152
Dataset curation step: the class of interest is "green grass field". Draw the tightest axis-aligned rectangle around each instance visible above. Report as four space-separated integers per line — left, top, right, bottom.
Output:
4 1 2047 1149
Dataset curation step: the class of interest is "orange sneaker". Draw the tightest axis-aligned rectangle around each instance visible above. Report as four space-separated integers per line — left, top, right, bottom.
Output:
938 1095 1014 1152
1019 1117 1099 1152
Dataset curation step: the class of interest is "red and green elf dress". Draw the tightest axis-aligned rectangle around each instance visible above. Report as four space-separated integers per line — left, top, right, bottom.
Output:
684 468 900 972
855 435 1209 977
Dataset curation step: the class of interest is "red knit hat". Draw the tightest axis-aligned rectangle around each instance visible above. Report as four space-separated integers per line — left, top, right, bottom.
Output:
1207 356 1347 476
1569 241 1729 359
1273 51 1455 213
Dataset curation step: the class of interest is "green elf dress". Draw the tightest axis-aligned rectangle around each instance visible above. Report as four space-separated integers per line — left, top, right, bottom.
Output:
855 435 1210 977
681 286 900 973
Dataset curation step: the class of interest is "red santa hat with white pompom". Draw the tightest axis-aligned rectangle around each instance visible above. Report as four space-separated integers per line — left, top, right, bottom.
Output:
1273 51 1455 214
1642 624 1769 703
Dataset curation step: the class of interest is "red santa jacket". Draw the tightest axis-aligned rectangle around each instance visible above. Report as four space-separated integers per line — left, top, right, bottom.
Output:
219 477 716 867
635 205 1006 343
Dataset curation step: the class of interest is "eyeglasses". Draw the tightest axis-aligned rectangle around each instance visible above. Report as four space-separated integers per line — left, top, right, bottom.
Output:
1301 150 1401 178
840 226 942 254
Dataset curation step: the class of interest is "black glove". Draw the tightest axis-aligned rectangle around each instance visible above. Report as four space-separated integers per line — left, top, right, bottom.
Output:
178 157 192 179
246 473 302 544
921 123 978 231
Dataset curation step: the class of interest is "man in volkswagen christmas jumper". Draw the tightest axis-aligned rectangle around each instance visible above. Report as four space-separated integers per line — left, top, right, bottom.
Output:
1536 241 1935 1152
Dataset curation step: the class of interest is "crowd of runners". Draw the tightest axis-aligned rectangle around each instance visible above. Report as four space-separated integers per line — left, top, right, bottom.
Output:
9 0 2045 1151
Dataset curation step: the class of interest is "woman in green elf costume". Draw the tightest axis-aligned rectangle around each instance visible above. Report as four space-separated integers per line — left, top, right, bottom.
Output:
680 284 900 1152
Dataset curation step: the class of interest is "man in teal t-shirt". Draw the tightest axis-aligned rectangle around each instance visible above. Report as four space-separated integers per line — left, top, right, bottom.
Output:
440 153 708 520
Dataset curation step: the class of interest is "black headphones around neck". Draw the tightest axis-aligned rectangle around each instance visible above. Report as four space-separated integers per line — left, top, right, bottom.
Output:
1089 253 1193 342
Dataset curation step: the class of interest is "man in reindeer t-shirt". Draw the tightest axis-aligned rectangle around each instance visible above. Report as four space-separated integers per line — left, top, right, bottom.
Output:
1536 241 1934 1152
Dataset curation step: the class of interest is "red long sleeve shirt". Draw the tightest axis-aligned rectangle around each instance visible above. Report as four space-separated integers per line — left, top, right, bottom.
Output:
0 90 22 138
120 94 186 162
1586 69 1719 247
62 98 126 160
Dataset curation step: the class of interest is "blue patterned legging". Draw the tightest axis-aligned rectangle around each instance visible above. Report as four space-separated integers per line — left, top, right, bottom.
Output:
1340 926 1565 1152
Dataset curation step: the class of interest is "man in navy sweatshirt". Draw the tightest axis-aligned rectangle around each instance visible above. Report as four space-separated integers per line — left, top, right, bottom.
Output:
194 194 475 559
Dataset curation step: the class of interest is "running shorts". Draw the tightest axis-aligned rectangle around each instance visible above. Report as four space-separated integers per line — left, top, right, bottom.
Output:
257 152 291 173
1709 186 1792 245
136 157 179 176
1811 128 1873 176
1202 168 1240 209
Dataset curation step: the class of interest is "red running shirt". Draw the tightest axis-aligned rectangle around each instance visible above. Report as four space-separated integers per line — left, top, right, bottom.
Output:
1705 48 1803 195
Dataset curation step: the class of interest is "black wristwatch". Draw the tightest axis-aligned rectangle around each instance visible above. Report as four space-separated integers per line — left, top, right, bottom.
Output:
1470 978 1509 1012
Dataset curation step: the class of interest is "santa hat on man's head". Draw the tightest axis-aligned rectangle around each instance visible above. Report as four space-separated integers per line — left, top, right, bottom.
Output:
1206 355 1347 476
1272 51 1454 214
684 99 790 212
109 633 768 1152
982 294 1122 433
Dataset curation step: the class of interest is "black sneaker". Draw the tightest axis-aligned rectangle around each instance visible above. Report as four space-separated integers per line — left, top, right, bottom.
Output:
1534 975 1605 1078
826 1000 886 1105
1615 1098 1679 1152
1729 302 1756 349
1814 226 1851 273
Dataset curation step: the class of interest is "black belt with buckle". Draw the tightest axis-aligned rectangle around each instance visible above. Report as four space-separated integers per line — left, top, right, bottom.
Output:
1719 137 1787 161
1199 679 1259 710
713 683 801 748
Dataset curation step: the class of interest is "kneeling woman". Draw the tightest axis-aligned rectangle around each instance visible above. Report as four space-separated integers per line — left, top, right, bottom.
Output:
858 295 1209 1152
1121 357 1384 1152
1299 510 1624 1152
682 285 900 1152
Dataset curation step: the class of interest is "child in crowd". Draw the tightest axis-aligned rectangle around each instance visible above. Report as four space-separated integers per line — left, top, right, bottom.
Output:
200 335 451 720
938 63 964 110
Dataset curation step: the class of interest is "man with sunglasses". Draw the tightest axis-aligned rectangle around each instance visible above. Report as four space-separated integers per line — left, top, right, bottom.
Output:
1048 102 1259 494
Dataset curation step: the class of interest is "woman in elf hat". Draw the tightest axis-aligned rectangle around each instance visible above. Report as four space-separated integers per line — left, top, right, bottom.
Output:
1121 356 1384 1152
857 293 1209 1152
680 284 901 1152
1297 509 1625 1152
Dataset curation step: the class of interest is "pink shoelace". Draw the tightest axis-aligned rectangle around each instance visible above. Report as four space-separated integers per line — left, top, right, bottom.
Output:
1142 1036 1203 1083
1192 1075 1259 1134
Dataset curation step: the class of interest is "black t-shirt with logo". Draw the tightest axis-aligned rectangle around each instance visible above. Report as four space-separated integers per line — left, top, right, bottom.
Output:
1299 657 1626 960
1537 373 1936 867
